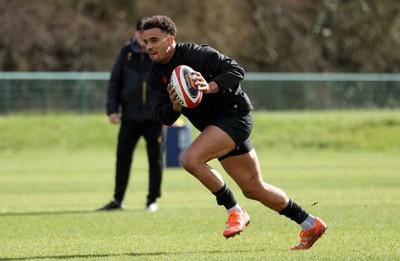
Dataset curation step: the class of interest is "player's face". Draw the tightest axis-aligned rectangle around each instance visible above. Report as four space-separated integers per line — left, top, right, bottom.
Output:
143 28 174 64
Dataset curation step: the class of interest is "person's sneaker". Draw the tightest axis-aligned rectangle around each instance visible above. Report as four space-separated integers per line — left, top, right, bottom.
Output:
291 217 327 250
144 202 158 212
96 200 124 211
223 208 250 238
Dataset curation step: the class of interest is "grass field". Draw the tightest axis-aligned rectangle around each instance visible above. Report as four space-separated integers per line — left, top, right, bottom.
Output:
1 111 399 260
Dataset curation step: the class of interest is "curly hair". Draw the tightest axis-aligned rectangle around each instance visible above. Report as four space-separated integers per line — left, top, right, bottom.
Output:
143 15 177 37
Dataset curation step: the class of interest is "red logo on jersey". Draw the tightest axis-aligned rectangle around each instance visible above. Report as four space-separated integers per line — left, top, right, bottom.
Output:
162 76 167 84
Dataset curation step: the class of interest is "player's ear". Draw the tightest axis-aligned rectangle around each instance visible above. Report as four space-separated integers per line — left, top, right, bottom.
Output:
168 36 174 46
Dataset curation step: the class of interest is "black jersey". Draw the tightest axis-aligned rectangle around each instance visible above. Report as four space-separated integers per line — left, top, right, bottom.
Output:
147 43 253 131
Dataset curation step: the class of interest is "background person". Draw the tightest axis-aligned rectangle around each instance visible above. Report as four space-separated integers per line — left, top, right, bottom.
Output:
143 15 327 250
97 18 164 212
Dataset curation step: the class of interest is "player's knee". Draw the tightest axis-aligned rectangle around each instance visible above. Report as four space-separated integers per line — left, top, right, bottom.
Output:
241 181 267 200
241 186 260 200
179 151 196 173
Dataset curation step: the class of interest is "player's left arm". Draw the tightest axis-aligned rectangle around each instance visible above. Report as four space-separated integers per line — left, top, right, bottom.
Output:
199 45 245 93
190 71 218 94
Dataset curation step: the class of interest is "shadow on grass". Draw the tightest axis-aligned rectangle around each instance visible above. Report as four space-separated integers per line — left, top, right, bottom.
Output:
0 209 140 217
0 249 264 260
0 251 166 260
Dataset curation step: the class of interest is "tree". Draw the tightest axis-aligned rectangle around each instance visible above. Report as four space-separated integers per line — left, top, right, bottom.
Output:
1 0 399 72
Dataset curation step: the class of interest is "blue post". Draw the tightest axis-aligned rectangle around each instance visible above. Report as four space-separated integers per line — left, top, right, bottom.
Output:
166 123 191 167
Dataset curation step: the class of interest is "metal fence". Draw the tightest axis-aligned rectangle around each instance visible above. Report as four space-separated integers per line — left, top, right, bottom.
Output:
1 72 400 114
243 73 400 110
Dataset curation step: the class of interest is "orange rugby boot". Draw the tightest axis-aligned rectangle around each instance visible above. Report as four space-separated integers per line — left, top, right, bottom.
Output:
291 217 327 250
223 208 250 238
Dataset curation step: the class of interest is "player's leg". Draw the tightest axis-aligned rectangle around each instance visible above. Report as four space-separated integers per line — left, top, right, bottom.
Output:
179 125 236 192
179 125 250 237
221 149 327 249
220 149 288 211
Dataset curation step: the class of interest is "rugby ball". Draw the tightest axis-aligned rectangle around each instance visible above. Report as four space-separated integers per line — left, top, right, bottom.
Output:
170 65 203 108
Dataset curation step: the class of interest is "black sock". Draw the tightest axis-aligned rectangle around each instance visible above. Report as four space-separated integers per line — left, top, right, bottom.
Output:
212 183 237 210
279 199 309 224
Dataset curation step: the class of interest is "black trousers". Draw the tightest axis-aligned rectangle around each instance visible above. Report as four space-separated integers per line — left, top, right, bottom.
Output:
113 120 164 204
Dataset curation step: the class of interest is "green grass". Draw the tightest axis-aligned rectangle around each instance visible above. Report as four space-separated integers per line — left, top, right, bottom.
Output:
1 110 400 153
0 111 400 260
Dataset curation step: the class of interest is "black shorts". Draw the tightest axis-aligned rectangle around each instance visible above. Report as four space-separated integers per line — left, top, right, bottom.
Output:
210 110 254 161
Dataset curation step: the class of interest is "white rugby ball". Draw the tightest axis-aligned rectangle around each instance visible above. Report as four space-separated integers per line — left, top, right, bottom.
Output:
170 65 203 108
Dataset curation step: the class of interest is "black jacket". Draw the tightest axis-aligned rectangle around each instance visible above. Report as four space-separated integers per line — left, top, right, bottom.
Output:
106 38 156 122
147 43 253 130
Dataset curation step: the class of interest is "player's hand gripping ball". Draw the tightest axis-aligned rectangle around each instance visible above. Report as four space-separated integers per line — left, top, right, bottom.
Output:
170 65 203 108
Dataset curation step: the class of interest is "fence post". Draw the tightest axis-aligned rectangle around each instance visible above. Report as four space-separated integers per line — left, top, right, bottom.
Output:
304 82 310 110
42 80 51 113
3 79 11 114
80 81 88 113
245 81 254 105
330 82 337 109
356 82 363 108
274 81 282 110
380 82 387 108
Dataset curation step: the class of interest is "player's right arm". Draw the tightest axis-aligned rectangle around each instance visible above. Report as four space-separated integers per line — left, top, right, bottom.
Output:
147 69 181 126
166 84 182 112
